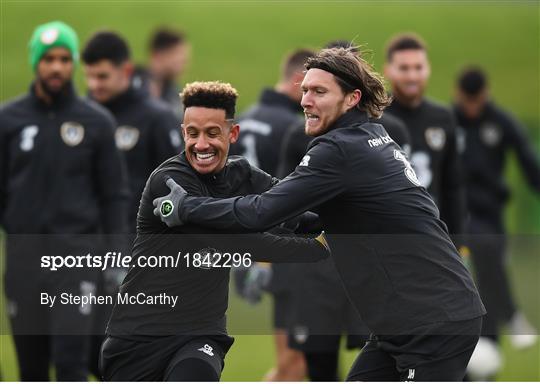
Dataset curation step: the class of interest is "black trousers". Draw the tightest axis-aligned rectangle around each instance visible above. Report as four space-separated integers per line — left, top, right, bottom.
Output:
346 317 481 382
467 217 516 340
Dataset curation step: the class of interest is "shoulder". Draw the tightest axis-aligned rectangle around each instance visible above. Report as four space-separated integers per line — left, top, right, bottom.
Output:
148 154 202 196
76 97 117 129
422 98 457 132
1 94 30 111
487 102 519 128
0 94 32 120
377 112 409 145
423 98 454 120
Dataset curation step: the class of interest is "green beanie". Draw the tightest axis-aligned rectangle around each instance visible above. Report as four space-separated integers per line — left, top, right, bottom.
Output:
29 21 79 72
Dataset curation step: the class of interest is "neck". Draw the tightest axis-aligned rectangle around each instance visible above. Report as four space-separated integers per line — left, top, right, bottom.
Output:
275 82 296 102
35 81 53 105
393 92 423 108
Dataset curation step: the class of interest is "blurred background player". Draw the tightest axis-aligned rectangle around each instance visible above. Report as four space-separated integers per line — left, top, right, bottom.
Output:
453 67 540 380
229 48 315 381
133 27 190 121
83 30 182 230
81 30 182 376
278 41 410 382
0 21 129 380
384 33 465 236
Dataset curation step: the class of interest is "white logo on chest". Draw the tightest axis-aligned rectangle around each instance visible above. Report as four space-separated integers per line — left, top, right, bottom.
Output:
20 125 39 151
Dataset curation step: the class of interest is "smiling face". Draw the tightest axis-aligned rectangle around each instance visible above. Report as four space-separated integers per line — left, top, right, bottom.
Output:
300 68 358 137
385 49 430 106
182 106 239 174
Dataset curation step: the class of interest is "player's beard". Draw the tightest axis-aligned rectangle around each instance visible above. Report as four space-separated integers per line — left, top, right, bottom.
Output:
38 75 72 100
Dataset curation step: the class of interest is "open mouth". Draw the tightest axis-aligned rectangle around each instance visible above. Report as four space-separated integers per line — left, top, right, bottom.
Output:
305 113 320 124
193 151 217 164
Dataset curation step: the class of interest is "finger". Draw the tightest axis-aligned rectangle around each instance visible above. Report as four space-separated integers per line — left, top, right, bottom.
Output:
166 178 177 190
152 198 160 207
153 207 159 216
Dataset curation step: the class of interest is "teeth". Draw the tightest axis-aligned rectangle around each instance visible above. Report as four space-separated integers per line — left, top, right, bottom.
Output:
195 152 215 161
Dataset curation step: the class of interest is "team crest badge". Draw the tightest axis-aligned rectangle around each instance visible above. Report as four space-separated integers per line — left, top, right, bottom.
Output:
480 123 502 147
41 28 59 45
60 122 85 146
424 127 446 151
115 126 140 151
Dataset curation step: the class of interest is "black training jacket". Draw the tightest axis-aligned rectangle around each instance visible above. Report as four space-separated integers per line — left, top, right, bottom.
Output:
0 83 129 234
454 101 540 231
106 153 327 338
95 86 182 229
178 109 485 335
387 98 465 234
230 89 304 176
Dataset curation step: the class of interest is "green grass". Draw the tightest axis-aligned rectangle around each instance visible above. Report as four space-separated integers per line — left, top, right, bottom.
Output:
1 1 538 233
1 1 539 381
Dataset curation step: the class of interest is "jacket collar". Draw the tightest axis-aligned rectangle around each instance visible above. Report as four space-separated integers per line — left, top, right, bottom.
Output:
30 81 76 110
326 108 369 132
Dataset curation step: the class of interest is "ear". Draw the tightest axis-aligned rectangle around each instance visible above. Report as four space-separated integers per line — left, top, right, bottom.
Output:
181 125 187 141
229 124 240 144
348 89 362 108
123 61 134 78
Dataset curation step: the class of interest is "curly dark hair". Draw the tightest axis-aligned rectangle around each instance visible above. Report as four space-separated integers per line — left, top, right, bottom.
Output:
181 81 239 119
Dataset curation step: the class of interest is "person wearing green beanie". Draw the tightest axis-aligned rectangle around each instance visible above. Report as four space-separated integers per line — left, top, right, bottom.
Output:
28 20 79 72
1 21 129 381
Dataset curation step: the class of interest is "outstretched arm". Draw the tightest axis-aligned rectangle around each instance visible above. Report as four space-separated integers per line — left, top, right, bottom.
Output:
154 139 346 231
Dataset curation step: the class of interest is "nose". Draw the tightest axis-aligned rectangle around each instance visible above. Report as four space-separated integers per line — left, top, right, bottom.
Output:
194 134 210 151
51 58 65 73
301 92 313 110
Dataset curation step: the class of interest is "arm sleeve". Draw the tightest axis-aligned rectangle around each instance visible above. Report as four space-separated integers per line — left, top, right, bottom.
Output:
506 115 540 193
150 109 182 168
95 118 131 233
181 139 347 231
439 114 466 234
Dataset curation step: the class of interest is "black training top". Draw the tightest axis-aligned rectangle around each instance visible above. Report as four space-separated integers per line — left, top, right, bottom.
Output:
387 98 465 234
177 109 485 335
94 86 182 229
0 83 129 234
276 110 410 178
106 153 327 338
230 89 304 176
454 101 540 231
